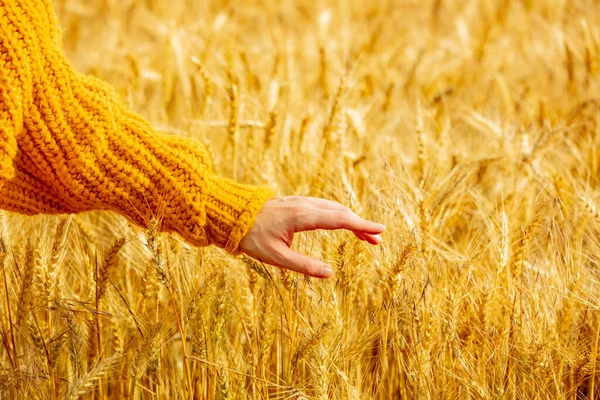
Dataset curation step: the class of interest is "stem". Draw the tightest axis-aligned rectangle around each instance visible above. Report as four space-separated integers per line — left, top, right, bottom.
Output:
1 250 17 368
168 285 193 396
590 315 600 400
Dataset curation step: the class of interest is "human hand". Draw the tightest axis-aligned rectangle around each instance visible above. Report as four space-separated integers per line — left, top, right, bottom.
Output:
238 196 386 278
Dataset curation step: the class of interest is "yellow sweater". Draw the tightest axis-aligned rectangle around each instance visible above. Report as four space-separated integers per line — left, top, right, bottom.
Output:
0 0 273 252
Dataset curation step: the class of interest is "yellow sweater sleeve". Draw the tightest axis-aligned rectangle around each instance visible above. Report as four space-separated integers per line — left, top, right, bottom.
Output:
0 0 274 252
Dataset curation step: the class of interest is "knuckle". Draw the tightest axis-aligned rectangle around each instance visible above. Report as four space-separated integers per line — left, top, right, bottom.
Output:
270 248 288 266
338 211 351 223
291 205 308 218
281 196 297 206
283 199 298 212
287 196 303 204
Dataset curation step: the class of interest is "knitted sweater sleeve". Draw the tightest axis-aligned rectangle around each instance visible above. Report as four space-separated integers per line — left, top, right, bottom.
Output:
0 0 274 252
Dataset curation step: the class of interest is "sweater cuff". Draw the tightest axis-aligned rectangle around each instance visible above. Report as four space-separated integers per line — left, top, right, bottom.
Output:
203 175 275 253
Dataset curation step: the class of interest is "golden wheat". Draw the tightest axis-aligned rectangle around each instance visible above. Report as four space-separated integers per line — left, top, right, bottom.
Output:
2 0 600 398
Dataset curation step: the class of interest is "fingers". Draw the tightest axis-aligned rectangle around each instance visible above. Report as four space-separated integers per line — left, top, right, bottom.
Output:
302 197 350 212
354 232 383 245
354 232 367 241
286 196 357 215
240 196 385 280
270 243 332 278
289 197 385 242
295 209 386 234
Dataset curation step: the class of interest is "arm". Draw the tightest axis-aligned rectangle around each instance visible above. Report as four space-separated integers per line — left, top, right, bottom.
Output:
0 0 273 251
0 0 385 277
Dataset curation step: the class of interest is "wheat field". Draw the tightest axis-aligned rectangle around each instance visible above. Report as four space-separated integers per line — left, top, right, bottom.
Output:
2 0 600 398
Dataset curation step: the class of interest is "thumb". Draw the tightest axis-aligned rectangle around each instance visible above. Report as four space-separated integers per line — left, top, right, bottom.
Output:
271 243 333 278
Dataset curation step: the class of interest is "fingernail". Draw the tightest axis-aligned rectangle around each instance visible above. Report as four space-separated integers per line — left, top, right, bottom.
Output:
322 265 333 278
373 234 383 243
377 224 386 231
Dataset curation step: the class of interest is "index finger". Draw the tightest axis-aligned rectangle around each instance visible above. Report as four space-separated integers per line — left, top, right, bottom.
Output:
295 209 386 234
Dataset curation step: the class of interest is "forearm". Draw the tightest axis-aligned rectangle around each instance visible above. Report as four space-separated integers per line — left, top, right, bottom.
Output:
0 0 274 251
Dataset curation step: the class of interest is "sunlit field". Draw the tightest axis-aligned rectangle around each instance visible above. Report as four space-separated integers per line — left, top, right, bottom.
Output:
2 0 600 398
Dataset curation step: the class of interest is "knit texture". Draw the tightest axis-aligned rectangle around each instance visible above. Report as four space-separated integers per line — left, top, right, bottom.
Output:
0 0 274 251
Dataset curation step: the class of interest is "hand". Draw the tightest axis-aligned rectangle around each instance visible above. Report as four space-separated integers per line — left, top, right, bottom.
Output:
238 196 386 278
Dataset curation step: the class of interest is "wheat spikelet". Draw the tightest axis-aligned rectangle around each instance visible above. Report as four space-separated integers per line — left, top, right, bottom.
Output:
228 83 240 166
190 55 213 116
66 354 119 400
290 322 330 384
311 75 347 194
216 369 232 399
108 316 122 353
510 204 542 285
31 239 47 304
499 210 510 278
477 289 490 341
313 344 329 399
335 239 348 289
211 274 229 354
95 236 126 302
240 50 260 91
510 223 532 284
43 217 70 303
382 82 394 112
190 316 208 360
318 46 329 98
416 103 427 183
16 240 37 325
186 272 216 337
264 109 278 151
442 288 458 345
565 41 576 87
130 323 163 385
258 285 274 370
419 194 431 260
65 311 83 378
280 268 294 291
295 112 312 153
549 173 569 219
139 261 159 314
246 262 260 296
556 280 581 345
49 217 69 272
390 242 415 303
25 316 45 359
145 219 170 288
